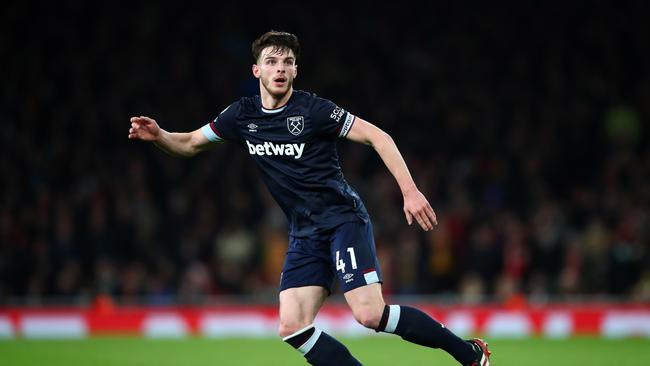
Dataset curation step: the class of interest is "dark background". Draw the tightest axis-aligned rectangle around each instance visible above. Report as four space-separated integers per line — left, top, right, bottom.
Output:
1 1 648 305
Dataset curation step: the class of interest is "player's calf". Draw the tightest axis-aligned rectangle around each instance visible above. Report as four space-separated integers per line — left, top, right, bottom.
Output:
283 324 363 366
375 305 481 366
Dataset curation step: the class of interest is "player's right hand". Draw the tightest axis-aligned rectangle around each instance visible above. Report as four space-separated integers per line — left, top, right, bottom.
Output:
128 116 160 141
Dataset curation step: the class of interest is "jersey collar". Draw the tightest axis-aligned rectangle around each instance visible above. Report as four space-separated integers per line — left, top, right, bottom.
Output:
261 105 287 114
257 91 299 114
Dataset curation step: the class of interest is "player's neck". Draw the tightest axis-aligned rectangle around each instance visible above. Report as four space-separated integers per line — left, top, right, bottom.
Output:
260 87 293 110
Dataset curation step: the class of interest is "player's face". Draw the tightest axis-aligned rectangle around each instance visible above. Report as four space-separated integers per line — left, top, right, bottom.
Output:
253 46 297 98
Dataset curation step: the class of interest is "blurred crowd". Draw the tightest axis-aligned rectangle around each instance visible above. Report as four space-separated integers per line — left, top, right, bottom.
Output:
1 1 648 305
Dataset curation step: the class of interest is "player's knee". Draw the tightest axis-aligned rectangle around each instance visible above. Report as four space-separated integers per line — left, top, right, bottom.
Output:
352 308 383 329
278 320 309 339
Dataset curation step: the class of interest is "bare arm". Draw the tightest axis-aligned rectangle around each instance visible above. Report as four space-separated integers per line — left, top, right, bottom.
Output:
128 116 215 157
345 117 437 231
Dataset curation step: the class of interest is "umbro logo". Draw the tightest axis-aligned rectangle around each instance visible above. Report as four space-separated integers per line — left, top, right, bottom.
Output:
247 123 258 132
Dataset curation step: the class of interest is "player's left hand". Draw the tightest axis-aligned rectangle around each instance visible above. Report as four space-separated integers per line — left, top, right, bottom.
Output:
403 189 437 231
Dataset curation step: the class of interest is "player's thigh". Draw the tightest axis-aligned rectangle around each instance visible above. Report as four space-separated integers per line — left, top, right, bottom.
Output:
344 282 385 328
279 285 328 337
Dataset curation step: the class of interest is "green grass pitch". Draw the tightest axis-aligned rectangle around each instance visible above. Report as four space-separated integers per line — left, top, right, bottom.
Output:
1 336 648 366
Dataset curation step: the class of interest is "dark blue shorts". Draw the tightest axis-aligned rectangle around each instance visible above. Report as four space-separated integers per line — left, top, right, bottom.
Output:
280 220 383 294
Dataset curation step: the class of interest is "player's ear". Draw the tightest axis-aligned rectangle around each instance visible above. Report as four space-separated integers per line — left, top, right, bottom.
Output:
294 64 298 78
252 63 261 78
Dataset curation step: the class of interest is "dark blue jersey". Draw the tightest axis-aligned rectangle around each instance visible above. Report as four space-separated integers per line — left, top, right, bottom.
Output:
201 90 369 237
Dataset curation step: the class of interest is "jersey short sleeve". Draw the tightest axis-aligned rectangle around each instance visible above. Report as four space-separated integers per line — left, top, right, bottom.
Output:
311 97 356 138
201 103 240 143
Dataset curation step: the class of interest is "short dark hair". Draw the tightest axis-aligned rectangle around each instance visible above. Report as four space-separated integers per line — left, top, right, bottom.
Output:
251 30 300 63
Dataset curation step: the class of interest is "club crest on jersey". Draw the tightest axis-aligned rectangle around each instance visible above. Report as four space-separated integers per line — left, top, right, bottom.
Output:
287 116 304 136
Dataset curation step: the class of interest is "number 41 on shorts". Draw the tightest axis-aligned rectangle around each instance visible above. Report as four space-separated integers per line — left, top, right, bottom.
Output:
336 247 357 273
